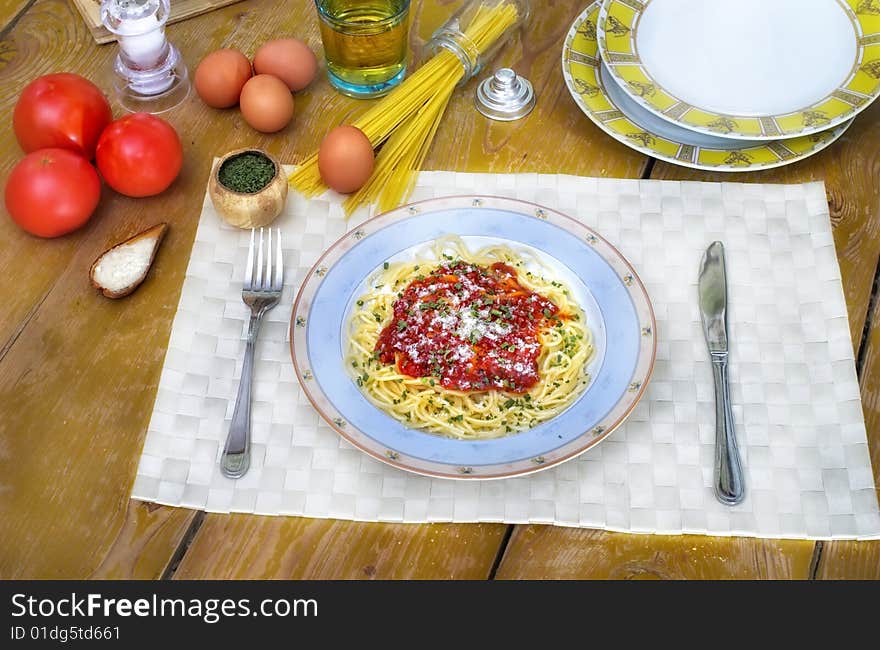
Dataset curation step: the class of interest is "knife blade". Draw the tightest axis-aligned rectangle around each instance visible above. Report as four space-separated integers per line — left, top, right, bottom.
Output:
698 241 745 505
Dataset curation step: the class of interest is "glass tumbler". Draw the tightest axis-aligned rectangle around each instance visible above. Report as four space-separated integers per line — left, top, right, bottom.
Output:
315 0 411 98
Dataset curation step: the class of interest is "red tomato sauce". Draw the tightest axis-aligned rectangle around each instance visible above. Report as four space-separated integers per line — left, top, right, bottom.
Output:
375 260 563 393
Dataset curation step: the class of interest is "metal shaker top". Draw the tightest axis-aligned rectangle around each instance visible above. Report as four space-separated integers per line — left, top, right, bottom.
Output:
475 68 536 121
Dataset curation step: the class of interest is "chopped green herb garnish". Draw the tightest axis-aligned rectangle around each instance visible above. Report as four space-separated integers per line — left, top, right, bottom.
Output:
218 152 276 194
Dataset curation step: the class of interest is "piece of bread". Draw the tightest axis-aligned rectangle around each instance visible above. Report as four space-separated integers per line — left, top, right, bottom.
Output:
90 223 169 298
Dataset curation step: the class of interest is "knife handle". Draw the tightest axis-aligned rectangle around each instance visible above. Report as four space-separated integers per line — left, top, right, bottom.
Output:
710 354 745 505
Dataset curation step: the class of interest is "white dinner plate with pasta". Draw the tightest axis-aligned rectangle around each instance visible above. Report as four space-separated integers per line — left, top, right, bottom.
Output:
291 196 656 479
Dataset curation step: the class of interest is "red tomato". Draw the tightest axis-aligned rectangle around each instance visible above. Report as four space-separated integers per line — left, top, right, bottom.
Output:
13 73 112 160
5 148 101 238
96 113 183 198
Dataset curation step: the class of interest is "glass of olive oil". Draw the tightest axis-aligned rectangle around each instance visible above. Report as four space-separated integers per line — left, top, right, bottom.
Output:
315 0 411 98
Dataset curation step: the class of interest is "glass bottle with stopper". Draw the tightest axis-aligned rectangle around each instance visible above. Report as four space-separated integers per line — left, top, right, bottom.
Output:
100 0 189 113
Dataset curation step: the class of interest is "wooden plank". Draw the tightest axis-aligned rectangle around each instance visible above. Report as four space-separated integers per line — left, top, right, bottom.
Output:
0 0 282 578
649 101 880 581
0 0 646 579
70 0 245 45
498 78 880 581
173 0 649 579
174 516 506 579
496 526 813 579
417 1 647 177
0 0 102 352
89 502 197 580
815 297 880 579
815 540 880 579
0 0 33 33
0 0 203 578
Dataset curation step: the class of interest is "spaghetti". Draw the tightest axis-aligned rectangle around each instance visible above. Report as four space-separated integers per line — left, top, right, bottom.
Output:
289 1 524 215
345 237 594 439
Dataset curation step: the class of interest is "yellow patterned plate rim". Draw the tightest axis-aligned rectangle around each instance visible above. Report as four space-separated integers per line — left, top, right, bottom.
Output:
563 1 852 172
596 0 878 140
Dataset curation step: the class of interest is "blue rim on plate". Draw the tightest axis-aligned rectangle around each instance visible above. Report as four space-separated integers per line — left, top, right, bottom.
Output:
290 196 657 479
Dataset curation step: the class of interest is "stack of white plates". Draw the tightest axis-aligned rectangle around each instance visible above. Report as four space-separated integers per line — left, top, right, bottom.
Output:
562 0 880 172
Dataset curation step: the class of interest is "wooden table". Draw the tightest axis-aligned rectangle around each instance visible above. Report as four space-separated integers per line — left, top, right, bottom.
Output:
1 0 877 580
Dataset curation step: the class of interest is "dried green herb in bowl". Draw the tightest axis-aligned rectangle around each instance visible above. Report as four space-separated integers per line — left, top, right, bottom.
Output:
209 148 288 228
218 151 277 193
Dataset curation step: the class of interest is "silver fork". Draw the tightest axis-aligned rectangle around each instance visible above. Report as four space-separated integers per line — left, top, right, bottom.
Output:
221 228 284 479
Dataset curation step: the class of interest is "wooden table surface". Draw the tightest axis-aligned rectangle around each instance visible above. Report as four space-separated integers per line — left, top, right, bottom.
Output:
1 0 878 580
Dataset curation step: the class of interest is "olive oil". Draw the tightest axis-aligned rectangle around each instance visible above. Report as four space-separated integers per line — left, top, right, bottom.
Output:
317 0 410 97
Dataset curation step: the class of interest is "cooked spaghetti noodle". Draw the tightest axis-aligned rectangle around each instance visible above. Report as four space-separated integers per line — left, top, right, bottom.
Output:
345 238 594 439
289 1 523 215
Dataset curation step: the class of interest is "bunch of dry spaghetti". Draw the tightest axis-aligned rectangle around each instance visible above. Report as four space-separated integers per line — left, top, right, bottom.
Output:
289 1 524 215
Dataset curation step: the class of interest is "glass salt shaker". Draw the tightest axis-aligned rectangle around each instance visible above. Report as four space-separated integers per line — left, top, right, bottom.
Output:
101 0 190 113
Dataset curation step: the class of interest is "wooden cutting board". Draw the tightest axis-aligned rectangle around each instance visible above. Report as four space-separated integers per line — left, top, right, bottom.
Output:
72 0 245 44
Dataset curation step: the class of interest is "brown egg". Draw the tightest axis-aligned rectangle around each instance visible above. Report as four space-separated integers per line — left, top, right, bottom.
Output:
318 125 374 194
194 48 252 108
253 38 318 92
239 74 295 133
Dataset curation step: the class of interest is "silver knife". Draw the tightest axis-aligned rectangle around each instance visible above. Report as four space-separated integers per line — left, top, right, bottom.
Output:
698 241 745 505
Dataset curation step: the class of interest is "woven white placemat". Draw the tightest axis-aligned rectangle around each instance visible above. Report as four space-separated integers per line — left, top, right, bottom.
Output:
132 170 880 540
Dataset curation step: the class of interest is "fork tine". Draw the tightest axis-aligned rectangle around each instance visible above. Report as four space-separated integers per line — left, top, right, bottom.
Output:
255 227 264 290
265 227 273 291
244 228 255 290
274 229 283 290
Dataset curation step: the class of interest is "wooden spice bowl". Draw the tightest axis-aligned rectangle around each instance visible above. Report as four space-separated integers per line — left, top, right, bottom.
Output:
209 148 288 229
